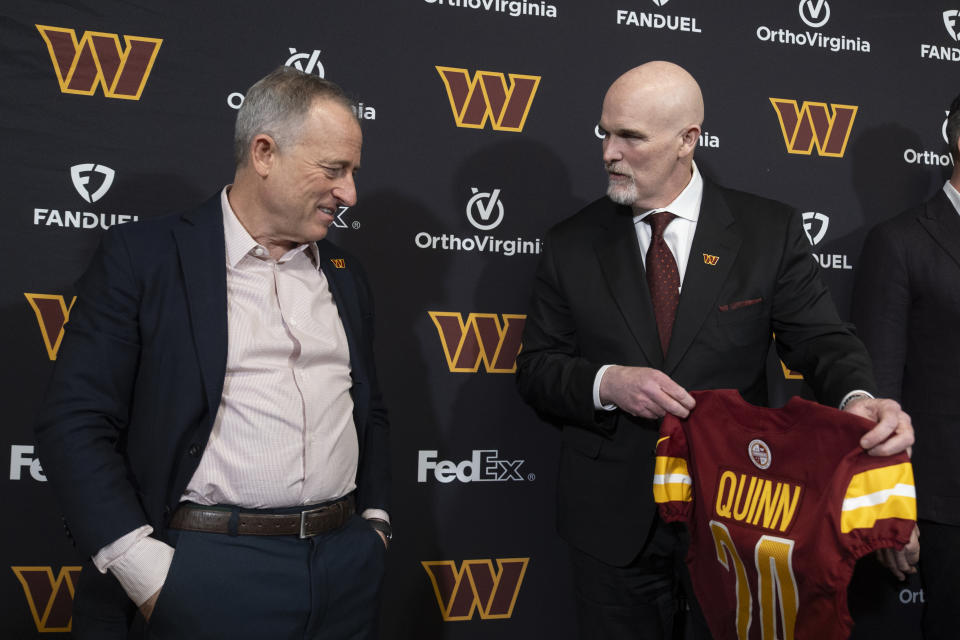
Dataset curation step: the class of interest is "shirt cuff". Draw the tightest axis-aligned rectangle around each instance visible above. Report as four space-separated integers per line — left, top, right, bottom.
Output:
93 527 174 606
362 508 389 524
593 365 618 411
839 390 874 411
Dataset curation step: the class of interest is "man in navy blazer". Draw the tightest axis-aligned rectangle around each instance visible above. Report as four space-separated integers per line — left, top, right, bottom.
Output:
516 61 916 639
853 94 960 638
35 68 391 639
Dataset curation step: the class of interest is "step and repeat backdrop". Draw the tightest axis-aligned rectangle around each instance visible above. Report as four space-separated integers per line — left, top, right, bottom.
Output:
1 0 954 637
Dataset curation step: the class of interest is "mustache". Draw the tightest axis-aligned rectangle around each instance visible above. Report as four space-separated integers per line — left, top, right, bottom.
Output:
605 163 631 176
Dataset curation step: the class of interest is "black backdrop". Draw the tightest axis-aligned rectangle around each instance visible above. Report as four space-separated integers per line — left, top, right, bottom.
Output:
2 0 952 637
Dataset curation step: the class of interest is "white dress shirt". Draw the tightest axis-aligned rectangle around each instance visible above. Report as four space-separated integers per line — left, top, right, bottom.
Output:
944 180 960 215
93 187 382 605
592 165 871 412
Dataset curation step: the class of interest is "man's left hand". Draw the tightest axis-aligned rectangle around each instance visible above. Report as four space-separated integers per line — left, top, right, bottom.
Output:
843 397 914 457
876 524 920 581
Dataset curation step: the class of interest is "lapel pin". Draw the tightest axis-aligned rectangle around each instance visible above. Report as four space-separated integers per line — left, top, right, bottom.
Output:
330 258 346 269
703 253 719 266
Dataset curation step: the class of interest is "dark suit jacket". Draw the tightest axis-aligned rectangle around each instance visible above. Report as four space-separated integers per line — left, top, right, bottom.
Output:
853 189 960 525
34 194 390 617
516 179 875 566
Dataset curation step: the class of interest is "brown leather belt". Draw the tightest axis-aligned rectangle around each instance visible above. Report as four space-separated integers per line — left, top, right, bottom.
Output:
169 496 354 538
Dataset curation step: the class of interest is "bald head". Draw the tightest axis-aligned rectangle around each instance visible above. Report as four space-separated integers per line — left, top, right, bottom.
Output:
605 61 704 134
599 61 704 211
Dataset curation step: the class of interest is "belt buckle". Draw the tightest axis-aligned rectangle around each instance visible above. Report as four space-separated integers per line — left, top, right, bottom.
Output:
299 503 332 539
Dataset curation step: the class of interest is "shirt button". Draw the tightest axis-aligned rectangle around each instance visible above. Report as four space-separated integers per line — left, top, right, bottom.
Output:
289 318 297 327
254 247 265 256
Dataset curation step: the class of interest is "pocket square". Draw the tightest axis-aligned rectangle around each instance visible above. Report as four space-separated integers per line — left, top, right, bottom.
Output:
718 297 763 312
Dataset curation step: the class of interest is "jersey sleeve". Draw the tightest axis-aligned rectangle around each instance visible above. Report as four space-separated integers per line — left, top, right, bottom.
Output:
653 416 693 524
837 453 916 555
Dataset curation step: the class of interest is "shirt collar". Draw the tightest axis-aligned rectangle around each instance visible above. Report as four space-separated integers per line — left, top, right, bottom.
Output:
943 180 960 217
220 186 320 268
634 161 704 224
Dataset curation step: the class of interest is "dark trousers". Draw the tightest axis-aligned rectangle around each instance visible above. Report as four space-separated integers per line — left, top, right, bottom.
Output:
144 513 385 640
569 518 711 640
919 519 960 640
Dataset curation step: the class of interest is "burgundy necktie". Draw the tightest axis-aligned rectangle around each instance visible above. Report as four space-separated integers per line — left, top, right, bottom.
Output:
644 211 680 354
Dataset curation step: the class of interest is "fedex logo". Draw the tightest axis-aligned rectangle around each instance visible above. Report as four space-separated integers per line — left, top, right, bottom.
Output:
418 450 526 483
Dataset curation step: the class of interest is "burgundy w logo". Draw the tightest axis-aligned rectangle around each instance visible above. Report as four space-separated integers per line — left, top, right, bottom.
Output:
428 312 525 373
12 566 82 632
436 67 540 132
36 25 162 100
25 294 77 360
422 558 528 621
769 98 857 157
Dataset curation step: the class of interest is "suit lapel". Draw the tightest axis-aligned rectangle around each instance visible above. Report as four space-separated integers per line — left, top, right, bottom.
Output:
918 189 960 272
595 206 663 367
316 245 368 385
173 195 228 419
664 181 741 374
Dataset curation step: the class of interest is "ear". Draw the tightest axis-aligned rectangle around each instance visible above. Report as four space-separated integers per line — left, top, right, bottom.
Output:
250 134 279 178
679 125 701 158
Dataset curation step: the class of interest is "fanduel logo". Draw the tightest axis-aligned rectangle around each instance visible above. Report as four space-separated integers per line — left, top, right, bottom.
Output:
945 10 960 41
36 25 161 100
801 211 829 245
9 445 46 482
429 312 525 373
12 566 82 632
34 165 138 231
770 99 857 157
25 294 76 360
285 48 324 76
418 450 525 483
436 66 540 132
800 211 851 270
798 0 829 28
422 558 528 621
919 11 960 62
70 164 114 203
615 9 703 34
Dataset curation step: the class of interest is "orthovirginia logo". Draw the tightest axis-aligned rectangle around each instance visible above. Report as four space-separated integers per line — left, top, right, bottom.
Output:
436 67 540 132
755 1 870 54
423 0 557 19
429 312 525 373
594 125 719 148
770 99 857 157
422 558 528 621
36 25 161 100
12 566 82 632
25 294 76 361
415 188 541 256
227 49 376 120
904 109 955 167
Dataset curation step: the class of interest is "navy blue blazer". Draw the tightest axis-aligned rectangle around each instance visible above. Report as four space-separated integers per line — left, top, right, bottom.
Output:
35 193 391 558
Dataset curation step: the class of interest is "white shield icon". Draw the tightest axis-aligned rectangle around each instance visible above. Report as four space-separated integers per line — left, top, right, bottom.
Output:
70 164 115 203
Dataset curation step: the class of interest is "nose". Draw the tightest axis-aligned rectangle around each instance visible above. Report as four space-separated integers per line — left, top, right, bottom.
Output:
334 173 358 207
602 136 621 164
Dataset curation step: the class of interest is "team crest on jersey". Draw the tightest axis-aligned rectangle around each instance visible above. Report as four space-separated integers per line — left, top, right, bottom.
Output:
748 439 771 469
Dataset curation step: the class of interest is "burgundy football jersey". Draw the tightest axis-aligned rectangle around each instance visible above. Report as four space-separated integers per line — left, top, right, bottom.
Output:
654 389 916 640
